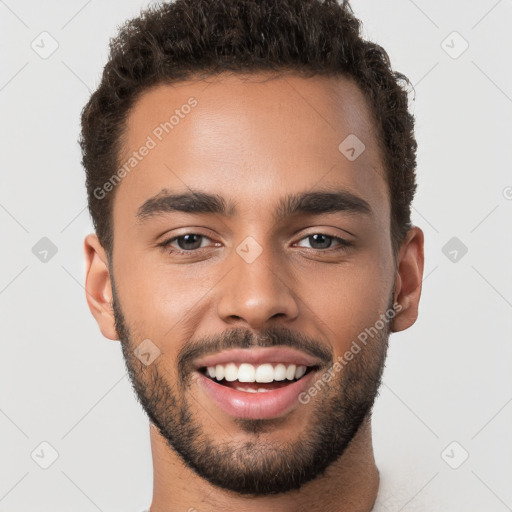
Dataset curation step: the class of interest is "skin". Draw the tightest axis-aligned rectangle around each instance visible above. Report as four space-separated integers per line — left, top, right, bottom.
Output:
84 72 424 512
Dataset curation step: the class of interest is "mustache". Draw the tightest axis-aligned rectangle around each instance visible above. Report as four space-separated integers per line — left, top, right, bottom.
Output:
178 325 333 384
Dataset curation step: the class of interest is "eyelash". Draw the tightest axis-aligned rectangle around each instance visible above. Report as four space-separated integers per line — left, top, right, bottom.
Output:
158 232 353 256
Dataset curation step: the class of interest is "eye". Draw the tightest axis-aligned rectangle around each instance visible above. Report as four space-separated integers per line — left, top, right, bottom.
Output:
158 231 352 257
295 233 352 251
160 233 216 254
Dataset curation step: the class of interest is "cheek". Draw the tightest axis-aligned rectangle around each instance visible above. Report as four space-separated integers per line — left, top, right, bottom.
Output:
115 259 220 342
299 259 393 351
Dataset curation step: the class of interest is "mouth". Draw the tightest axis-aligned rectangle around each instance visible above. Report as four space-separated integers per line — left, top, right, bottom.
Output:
198 362 318 393
193 348 324 419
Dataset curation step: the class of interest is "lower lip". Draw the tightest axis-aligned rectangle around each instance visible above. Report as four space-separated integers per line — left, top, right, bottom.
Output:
196 370 316 420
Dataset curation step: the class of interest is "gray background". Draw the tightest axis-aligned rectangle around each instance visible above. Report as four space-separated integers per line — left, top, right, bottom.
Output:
1 0 511 510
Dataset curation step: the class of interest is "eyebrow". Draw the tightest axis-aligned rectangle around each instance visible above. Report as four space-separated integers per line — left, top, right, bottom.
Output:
136 187 372 222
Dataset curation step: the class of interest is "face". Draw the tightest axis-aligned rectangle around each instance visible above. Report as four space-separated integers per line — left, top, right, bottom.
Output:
85 72 423 495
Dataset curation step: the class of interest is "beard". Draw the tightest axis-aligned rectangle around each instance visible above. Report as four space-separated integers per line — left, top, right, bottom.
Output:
111 277 392 496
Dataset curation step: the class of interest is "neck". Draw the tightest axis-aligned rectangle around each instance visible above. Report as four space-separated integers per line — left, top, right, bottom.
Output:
148 416 380 512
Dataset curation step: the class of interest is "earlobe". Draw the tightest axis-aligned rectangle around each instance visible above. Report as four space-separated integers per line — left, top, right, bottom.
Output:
391 227 425 333
84 233 119 341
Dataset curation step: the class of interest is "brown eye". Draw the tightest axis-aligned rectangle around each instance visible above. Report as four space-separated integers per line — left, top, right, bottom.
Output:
296 233 351 251
161 233 213 253
173 234 204 251
307 234 333 249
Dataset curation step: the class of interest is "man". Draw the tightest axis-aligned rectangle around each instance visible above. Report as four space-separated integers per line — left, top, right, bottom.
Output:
81 0 424 510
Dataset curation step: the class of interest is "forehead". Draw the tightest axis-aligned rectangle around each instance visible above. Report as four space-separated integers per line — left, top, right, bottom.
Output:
114 72 388 227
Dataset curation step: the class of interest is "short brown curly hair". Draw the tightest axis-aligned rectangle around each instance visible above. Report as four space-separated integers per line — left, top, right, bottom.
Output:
80 0 417 258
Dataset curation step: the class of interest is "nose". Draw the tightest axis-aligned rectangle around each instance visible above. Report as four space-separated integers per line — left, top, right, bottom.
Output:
216 240 300 330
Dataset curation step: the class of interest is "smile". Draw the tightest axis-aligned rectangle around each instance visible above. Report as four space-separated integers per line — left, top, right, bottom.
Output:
200 362 315 391
193 348 323 419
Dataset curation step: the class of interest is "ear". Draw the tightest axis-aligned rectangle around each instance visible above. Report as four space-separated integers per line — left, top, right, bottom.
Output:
391 226 424 332
84 233 118 341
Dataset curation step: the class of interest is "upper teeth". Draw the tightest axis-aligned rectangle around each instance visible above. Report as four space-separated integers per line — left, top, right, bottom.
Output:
206 363 307 383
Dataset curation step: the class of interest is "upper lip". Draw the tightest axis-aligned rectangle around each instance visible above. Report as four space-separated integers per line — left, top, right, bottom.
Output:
194 347 324 370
